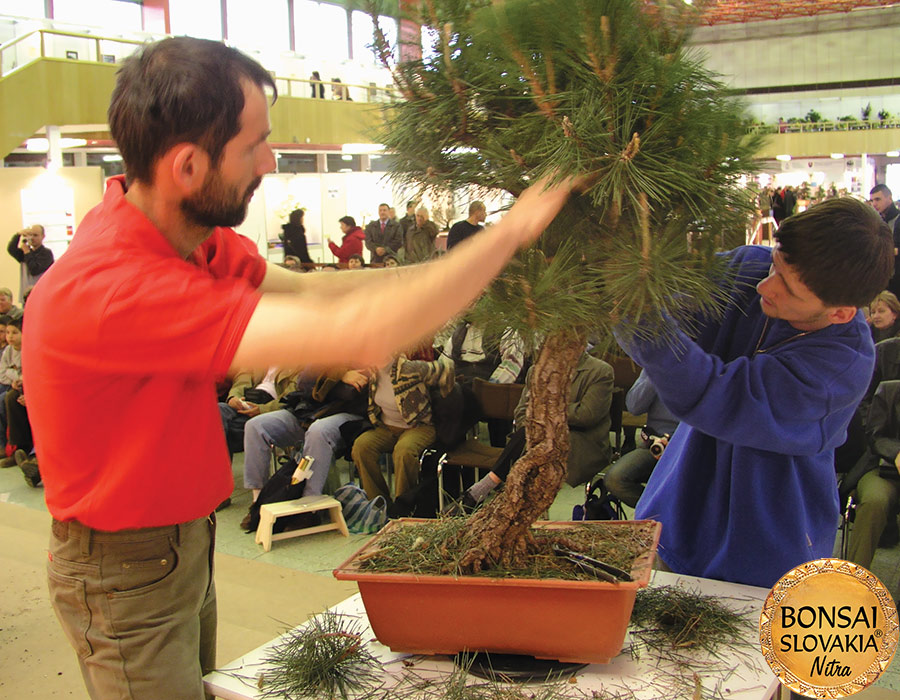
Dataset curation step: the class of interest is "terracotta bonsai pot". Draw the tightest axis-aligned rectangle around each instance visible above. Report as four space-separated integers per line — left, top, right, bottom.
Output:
333 518 661 664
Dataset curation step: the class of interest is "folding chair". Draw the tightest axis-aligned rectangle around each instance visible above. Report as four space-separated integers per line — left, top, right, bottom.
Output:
433 378 525 512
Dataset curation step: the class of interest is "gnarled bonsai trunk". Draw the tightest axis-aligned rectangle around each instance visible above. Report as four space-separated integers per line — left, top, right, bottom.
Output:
456 330 585 573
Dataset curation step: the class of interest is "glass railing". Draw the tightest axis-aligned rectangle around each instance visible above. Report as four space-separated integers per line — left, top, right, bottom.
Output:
0 27 397 103
748 119 900 135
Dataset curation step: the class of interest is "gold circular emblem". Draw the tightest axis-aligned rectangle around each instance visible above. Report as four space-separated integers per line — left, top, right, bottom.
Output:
759 558 898 697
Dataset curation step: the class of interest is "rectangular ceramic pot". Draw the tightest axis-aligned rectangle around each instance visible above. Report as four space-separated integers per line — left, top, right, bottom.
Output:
333 518 661 664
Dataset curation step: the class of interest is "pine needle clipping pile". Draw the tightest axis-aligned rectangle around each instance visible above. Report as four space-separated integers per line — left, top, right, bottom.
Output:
259 612 382 700
629 585 756 655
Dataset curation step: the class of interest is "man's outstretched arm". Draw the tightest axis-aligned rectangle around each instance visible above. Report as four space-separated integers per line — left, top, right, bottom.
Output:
231 177 573 372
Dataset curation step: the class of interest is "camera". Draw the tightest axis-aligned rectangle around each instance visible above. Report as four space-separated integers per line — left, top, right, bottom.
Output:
640 426 670 458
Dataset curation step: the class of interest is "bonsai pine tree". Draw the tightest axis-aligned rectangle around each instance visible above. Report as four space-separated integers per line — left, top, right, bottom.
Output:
369 0 764 573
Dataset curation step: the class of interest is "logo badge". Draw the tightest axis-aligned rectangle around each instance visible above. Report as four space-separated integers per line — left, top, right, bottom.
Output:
760 559 898 697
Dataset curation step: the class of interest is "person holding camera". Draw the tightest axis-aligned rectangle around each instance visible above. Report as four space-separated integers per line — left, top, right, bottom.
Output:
603 369 679 508
7 224 53 302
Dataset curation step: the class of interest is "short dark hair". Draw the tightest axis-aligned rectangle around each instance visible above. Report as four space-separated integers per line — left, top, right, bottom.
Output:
108 37 277 185
339 215 356 228
870 184 893 198
378 203 390 210
348 254 365 263
7 316 22 331
774 197 893 308
289 208 304 226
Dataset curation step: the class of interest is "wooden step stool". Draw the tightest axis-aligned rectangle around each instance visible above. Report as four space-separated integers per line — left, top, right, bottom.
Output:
255 495 349 552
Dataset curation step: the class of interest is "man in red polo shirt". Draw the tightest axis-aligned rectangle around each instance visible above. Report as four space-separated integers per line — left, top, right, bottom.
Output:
23 37 572 700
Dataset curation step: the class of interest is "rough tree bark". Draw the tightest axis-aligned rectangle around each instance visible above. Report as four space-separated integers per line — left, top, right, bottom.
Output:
456 330 586 573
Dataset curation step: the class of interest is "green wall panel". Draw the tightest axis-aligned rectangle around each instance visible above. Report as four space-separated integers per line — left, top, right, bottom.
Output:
0 57 387 158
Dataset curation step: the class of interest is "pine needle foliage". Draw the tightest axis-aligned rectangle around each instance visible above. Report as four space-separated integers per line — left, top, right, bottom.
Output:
260 612 383 700
368 0 765 348
356 518 657 579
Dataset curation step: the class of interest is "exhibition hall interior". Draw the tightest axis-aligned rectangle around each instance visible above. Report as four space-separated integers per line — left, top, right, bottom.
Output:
1 0 900 698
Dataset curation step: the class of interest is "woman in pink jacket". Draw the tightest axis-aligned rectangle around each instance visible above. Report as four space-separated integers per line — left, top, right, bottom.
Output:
328 216 366 263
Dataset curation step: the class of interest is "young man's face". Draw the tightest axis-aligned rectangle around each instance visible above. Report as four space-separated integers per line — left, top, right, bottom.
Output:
756 247 840 331
181 81 276 228
6 325 21 350
871 191 893 215
348 257 363 269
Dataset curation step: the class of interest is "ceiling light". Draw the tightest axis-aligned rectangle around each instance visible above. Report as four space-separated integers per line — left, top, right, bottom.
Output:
102 154 123 162
775 154 792 162
888 151 900 158
830 153 844 159
341 154 353 161
25 137 88 152
341 143 384 154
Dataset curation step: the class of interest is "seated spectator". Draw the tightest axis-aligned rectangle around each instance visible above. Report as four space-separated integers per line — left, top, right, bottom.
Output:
8 381 37 486
846 379 900 569
383 254 400 268
405 207 439 263
0 317 35 484
281 208 313 265
347 254 365 270
458 349 613 507
439 319 525 445
219 368 299 459
282 255 302 270
0 316 23 453
328 216 365 264
869 291 900 342
447 201 486 250
0 287 21 319
352 352 454 501
0 315 10 352
239 367 370 528
603 369 680 507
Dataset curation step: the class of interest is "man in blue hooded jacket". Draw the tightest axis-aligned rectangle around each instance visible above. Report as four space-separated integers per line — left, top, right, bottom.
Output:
618 198 893 588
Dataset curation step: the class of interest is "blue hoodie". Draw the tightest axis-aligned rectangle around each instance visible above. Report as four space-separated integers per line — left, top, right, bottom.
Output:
620 246 873 588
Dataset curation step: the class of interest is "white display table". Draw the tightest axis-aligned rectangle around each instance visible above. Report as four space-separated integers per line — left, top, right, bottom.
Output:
203 570 780 700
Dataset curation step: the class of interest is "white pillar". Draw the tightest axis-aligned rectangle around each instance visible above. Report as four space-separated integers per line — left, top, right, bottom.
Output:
46 125 62 170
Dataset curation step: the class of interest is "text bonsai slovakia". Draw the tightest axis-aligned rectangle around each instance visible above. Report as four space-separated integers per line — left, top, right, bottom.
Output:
779 605 881 677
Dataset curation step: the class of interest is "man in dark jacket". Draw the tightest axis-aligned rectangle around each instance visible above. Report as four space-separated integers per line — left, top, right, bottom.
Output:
364 203 403 263
7 224 53 301
871 184 900 297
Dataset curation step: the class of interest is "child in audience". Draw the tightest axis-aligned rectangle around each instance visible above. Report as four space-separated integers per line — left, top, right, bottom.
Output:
347 254 365 269
0 316 22 458
0 314 11 351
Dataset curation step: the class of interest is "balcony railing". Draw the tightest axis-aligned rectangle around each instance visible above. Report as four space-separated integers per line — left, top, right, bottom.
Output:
748 119 900 135
0 28 396 103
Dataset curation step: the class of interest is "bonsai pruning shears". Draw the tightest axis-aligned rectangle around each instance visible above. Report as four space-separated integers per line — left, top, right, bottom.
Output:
551 545 633 583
